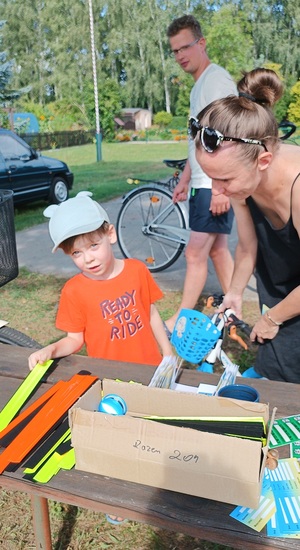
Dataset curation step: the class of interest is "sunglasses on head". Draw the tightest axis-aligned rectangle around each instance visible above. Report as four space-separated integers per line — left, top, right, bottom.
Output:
188 117 268 153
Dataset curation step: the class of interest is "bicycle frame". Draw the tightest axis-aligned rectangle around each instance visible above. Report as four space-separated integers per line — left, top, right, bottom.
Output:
123 183 190 245
117 159 189 271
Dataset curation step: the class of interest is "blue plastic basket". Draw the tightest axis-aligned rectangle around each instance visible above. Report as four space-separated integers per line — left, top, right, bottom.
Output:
171 308 221 363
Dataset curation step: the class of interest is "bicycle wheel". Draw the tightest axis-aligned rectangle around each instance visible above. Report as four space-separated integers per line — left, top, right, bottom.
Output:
116 186 188 272
0 325 42 348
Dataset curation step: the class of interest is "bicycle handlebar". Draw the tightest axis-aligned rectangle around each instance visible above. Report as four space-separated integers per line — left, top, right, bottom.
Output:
207 295 253 338
278 120 297 141
228 313 252 338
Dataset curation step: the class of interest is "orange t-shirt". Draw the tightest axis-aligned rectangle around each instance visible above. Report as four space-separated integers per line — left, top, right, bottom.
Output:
56 258 163 365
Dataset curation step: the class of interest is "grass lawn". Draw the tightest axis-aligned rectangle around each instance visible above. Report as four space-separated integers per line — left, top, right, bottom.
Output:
14 141 187 231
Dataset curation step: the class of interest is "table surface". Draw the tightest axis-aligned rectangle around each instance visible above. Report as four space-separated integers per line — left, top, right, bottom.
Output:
0 343 299 550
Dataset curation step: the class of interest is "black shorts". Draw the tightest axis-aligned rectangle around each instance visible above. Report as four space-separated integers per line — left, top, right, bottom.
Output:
189 188 234 234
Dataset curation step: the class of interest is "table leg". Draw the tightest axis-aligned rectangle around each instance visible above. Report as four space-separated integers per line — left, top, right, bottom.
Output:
30 495 52 550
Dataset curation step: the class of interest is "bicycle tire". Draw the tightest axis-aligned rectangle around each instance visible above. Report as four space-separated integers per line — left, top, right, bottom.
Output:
116 186 187 272
0 325 42 348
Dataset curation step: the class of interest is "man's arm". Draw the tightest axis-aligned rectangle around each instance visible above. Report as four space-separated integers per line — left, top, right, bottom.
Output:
209 192 231 215
172 159 191 203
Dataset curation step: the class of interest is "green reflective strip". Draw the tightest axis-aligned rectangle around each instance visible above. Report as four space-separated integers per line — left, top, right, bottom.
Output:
23 428 71 475
33 443 75 483
0 360 53 432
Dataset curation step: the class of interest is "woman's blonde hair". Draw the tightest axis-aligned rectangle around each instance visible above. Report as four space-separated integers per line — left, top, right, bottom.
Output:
196 68 284 161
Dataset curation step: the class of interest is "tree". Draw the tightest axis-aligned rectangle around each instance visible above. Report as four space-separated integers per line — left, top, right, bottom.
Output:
288 80 300 124
83 77 122 138
0 0 298 129
240 0 300 79
0 48 15 103
205 4 255 80
0 2 53 104
171 73 193 117
0 20 31 127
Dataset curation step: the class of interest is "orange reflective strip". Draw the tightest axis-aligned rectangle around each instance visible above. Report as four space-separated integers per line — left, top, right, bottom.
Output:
0 381 65 443
0 374 98 474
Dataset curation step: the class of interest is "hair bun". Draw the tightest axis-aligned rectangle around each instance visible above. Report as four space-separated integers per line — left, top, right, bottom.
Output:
238 68 283 108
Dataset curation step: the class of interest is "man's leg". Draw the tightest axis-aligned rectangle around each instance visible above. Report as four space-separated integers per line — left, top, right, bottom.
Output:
209 233 234 293
165 230 216 333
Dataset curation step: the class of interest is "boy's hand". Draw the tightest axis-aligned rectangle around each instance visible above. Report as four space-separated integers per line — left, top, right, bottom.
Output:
28 346 54 371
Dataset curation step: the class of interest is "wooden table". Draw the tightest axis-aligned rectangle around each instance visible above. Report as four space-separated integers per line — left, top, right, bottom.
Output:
0 343 299 550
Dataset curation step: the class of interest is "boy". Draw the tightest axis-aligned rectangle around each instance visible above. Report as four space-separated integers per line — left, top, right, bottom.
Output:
28 191 174 370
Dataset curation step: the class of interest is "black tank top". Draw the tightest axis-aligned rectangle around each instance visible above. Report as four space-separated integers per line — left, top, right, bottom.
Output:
246 172 300 382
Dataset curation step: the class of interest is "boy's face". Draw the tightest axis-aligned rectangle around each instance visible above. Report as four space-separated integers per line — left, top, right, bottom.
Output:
69 225 117 280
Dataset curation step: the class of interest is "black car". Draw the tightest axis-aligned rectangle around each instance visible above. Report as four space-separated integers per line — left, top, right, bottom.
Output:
0 129 73 205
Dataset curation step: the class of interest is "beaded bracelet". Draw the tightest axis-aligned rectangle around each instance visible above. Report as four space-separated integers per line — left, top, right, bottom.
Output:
265 310 283 327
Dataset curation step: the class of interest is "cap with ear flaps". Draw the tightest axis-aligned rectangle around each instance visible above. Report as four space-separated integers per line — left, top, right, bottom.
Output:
44 191 110 252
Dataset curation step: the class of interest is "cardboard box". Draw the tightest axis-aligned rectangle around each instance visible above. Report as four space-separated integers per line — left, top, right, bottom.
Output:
69 379 274 508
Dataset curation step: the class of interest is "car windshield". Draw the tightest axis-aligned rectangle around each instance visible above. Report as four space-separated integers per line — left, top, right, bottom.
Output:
0 135 30 161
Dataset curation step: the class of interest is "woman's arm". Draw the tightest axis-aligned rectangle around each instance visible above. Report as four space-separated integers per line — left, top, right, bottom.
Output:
251 286 300 344
251 183 300 342
220 199 257 318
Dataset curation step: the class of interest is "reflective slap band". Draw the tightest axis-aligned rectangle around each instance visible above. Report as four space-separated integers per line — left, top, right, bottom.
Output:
0 373 98 474
98 394 127 415
0 360 54 432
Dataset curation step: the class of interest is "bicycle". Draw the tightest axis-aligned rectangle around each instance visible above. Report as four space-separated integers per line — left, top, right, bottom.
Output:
194 294 253 375
278 120 297 143
0 189 41 348
116 158 190 272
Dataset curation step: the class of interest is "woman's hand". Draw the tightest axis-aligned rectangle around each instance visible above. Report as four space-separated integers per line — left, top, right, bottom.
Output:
250 314 280 344
217 292 243 320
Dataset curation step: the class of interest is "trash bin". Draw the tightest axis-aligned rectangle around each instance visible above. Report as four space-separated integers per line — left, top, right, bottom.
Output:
0 190 18 287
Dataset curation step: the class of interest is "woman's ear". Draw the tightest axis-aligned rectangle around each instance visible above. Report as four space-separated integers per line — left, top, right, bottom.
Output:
257 152 273 172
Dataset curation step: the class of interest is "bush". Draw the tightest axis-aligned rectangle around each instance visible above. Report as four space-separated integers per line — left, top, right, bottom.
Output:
167 116 188 130
153 111 173 127
112 126 188 142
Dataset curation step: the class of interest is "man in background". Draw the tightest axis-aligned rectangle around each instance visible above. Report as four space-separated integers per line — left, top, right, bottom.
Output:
164 15 237 341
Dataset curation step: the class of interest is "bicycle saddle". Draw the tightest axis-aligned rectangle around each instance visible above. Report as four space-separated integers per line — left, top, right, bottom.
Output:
163 159 187 171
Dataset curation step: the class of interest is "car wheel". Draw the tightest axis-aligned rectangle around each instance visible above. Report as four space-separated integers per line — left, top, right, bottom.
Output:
49 177 69 204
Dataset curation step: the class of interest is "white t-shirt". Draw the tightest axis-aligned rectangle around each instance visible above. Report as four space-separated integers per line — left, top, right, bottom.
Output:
189 63 237 189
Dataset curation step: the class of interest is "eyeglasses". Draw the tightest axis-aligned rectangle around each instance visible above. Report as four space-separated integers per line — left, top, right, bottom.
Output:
189 117 268 153
171 38 199 56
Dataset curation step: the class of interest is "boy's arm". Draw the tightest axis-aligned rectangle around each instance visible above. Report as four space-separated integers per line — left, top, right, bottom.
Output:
150 304 174 356
28 332 84 370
